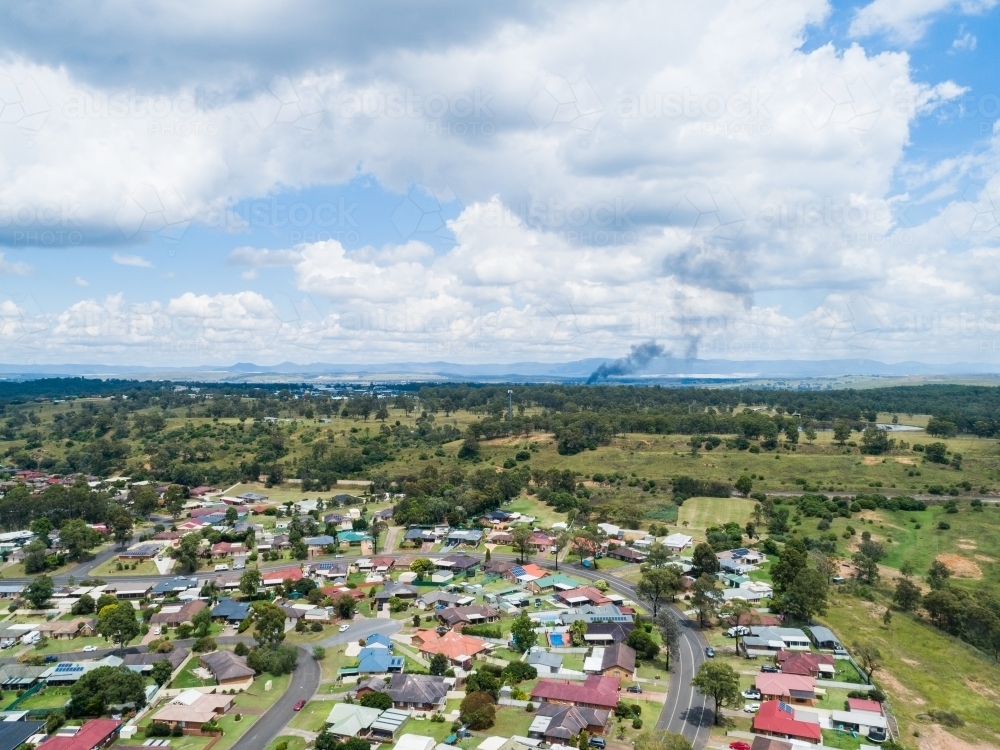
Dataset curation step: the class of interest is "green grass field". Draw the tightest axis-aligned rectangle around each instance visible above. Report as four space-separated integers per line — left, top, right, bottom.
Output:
286 699 331 732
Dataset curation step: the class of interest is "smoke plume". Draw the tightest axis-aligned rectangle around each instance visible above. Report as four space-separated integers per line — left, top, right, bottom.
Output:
587 340 667 383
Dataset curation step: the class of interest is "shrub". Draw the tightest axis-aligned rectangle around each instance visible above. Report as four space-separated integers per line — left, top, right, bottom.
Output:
234 641 249 656
460 691 497 730
171 724 183 737
310 622 323 632
145 722 171 738
359 691 393 710
525 702 534 713
632 718 643 729
937 521 951 530
192 637 216 653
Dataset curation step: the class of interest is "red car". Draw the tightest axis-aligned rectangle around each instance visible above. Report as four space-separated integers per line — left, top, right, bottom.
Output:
293 699 306 711
729 742 750 750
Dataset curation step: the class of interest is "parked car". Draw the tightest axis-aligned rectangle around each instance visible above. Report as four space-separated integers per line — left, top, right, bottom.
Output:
743 703 760 713
293 699 306 711
831 576 846 584
44 655 58 663
588 739 606 749
535 599 542 607
81 645 97 652
338 623 350 632
726 626 750 637
626 684 643 694
741 689 761 700
729 742 751 750
704 647 715 658
760 664 780 673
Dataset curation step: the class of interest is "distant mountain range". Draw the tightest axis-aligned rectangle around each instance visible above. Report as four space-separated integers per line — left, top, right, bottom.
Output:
0 357 999 385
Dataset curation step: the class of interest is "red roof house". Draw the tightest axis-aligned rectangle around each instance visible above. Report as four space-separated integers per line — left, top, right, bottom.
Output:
37 719 122 750
531 675 621 710
776 651 835 678
755 674 817 705
752 701 822 744
262 566 304 586
847 698 882 714
555 586 612 607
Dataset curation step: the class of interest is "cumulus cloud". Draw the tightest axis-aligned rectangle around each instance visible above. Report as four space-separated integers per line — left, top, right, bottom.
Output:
0 253 31 275
111 253 153 267
850 0 997 43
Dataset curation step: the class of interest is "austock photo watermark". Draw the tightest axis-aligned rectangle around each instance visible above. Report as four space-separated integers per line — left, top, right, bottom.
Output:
0 198 84 246
62 87 220 137
340 87 495 137
615 87 772 137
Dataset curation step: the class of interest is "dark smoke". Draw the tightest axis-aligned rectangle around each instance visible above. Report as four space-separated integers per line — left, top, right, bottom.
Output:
587 340 667 383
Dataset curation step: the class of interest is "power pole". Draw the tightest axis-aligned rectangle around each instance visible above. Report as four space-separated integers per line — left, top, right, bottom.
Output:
507 390 513 422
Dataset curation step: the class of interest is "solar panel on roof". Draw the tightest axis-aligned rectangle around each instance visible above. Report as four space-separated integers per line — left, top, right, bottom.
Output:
511 566 526 577
778 701 793 714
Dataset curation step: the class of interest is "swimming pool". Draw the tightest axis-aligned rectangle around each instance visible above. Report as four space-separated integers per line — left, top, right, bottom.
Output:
548 633 565 647
532 612 561 623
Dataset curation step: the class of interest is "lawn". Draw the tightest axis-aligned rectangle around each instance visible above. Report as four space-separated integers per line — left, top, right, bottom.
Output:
32 635 124 653
17 686 72 710
118 735 212 750
677 497 755 541
287 699 331 732
266 737 307 750
88 558 161 577
821 728 863 749
399 716 459 744
489 706 535 737
170 654 214 689
505 496 569 530
2 559 79 578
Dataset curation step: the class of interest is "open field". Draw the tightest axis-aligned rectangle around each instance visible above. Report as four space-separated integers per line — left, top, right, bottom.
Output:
678 496 755 537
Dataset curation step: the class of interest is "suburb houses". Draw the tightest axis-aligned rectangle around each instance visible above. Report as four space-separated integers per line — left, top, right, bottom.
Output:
531 675 621 711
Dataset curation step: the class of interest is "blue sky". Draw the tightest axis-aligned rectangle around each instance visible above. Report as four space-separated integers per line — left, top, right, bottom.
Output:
0 0 998 366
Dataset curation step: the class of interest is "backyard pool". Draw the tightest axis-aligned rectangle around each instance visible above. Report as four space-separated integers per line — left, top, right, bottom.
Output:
548 633 565 647
531 612 561 624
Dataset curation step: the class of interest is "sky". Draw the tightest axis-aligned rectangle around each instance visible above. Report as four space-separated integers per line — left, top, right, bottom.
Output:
1 0 1000 367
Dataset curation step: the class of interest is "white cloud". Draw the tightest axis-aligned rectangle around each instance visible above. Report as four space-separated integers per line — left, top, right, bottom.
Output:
0 253 31 275
850 0 997 43
951 31 978 51
111 253 153 267
74 276 88 286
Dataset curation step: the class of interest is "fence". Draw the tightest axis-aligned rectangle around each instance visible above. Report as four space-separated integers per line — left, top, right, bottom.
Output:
7 681 46 711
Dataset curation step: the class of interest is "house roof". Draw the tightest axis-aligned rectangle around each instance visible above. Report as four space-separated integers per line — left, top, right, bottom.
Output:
847 698 882 714
36 720 121 750
585 622 635 641
325 703 383 737
755 673 816 698
200 650 255 681
752 701 822 742
0 720 44 750
556 586 612 606
777 651 834 676
530 675 621 709
531 703 609 740
358 648 405 674
438 605 499 627
749 738 794 750
151 599 207 624
356 674 449 706
531 574 579 590
527 651 563 669
153 690 233 724
412 630 489 660
808 626 840 645
366 633 393 648
438 554 480 569
376 583 419 600
212 598 251 621
600 643 636 673
609 546 645 560
262 566 304 583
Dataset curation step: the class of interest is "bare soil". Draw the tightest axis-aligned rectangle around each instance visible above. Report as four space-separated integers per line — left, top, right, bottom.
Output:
936 553 983 579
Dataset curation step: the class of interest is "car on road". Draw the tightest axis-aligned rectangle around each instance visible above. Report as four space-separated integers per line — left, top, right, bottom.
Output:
729 742 751 750
44 655 58 663
743 703 760 713
338 623 350 632
293 699 306 711
626 684 643 694
81 645 97 652
760 664 779 673
704 646 715 658
742 689 761 700
335 554 344 558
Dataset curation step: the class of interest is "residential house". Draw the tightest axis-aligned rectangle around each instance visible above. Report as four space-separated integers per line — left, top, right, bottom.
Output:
365 633 394 649
324 703 383 739
555 587 612 607
528 703 610 743
527 650 563 675
776 651 835 679
481 510 511 525
606 546 645 564
118 543 161 562
305 535 336 555
755 674 817 706
0 663 46 690
559 604 633 625
36 618 96 640
525 574 579 595
150 577 200 598
403 528 436 547
446 529 483 547
847 698 882 714
153 689 234 729
199 650 255 686
375 583 419 611
262 566 304 587
44 656 125 685
417 591 470 610
587 643 635 679
436 554 480 574
0 720 43 750
531 675 621 710
808 626 842 651
210 542 245 558
437 605 500 631
357 648 405 675
749 737 793 750
354 674 449 711
744 627 811 655
482 559 517 576
411 630 490 668
122 648 189 675
584 621 635 644
486 530 513 545
529 531 554 551
505 564 548 584
829 707 888 741
151 600 207 627
752 701 822 745
211 598 251 625
36 719 122 750
370 556 395 574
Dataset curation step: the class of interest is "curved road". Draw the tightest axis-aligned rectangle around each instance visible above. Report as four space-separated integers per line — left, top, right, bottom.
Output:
5 550 710 749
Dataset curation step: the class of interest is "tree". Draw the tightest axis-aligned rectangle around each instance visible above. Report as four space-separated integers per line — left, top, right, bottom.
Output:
175 533 200 574
96 593 118 613
107 506 134 548
22 540 49 574
771 538 808 594
637 567 682 616
130 485 159 518
734 475 752 497
852 539 886 584
552 530 571 571
690 662 741 725
239 568 263 598
411 558 436 580
30 517 54 545
626 627 661 660
927 559 951 590
72 593 96 615
251 601 287 650
67 665 146 717
334 594 357 620
691 574 721 628
833 420 851 445
691 543 719 577
646 542 670 569
511 526 534 564
359 691 392 710
164 486 186 519
860 425 890 455
654 609 681 672
634 730 693 750
97 601 141 650
803 426 817 443
225 506 239 526
150 660 174 686
570 618 588 647
59 519 102 561
24 575 54 609
192 606 212 638
460 691 497 730
429 653 450 676
312 646 326 660
510 612 538 652
853 640 882 680
882 607 893 627
782 568 828 622
893 578 922 612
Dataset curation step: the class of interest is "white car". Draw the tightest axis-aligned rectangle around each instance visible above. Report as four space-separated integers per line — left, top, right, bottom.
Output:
81 645 97 652
742 690 761 700
338 623 350 632
743 703 760 713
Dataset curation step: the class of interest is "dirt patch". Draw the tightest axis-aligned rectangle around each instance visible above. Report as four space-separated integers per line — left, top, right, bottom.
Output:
917 724 996 750
964 677 1000 702
958 538 978 550
901 658 920 666
862 456 886 465
975 554 997 563
894 457 917 465
878 670 926 705
936 553 983 579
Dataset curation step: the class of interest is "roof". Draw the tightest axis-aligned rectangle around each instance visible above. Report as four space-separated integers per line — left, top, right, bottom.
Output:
556 586 612 606
531 574 579 590
530 675 621 709
778 651 835 676
752 701 822 743
356 674 449 706
37 720 122 750
154 691 233 724
325 703 383 736
600 643 636 673
585 622 635 641
532 703 610 740
123 648 189 671
262 566 304 583
808 625 840 645
755 673 816 698
527 650 563 669
200 650 255 681
151 599 207 624
0 720 44 750
358 648 405 674
366 633 393 648
750 738 794 750
412 630 489 659
376 583 419 600
438 605 499 627
212 598 251 621
847 698 883 714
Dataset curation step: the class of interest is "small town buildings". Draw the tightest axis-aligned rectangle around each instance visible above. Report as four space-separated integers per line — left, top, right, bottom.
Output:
582 643 635 679
151 600 207 627
607 546 645 563
776 651 835 679
354 674 449 711
527 650 563 674
36 719 122 750
755 674 817 705
528 703 610 743
199 650 255 686
36 618 96 640
262 566 304 587
584 622 635 644
153 689 234 729
122 648 189 675
752 701 822 744
525 574 578 594
530 675 621 710
744 627 811 655
437 605 500 630
411 630 489 667
555 587 612 607
808 626 842 651
357 647 405 675
324 703 383 739
211 598 251 624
